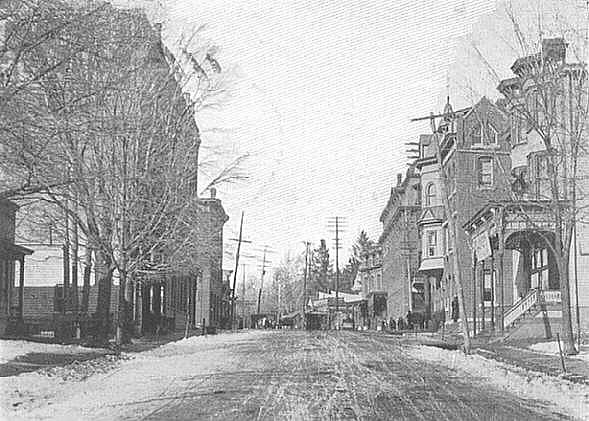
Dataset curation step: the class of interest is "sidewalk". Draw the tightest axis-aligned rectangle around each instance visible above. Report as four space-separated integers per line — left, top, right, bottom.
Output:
476 342 589 385
407 330 589 385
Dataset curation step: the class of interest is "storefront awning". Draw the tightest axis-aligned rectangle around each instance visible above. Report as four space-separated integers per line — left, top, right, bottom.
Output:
418 257 444 272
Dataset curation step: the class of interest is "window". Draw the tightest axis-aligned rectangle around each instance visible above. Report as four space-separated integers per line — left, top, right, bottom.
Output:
425 183 436 206
529 90 544 127
426 231 437 257
471 123 483 145
488 125 498 144
511 115 528 145
533 153 550 198
483 270 495 303
478 157 493 187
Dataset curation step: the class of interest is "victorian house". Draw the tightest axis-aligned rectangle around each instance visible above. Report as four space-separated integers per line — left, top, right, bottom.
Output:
464 38 589 339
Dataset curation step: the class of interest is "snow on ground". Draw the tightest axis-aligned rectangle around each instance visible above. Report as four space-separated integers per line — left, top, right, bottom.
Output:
0 330 272 421
412 345 589 421
0 340 105 364
530 341 589 363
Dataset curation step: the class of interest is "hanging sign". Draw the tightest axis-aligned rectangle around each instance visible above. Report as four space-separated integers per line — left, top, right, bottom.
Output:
473 231 492 260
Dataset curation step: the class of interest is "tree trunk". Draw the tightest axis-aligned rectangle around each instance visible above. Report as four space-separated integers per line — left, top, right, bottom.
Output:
557 252 577 354
81 247 92 313
135 282 143 336
71 218 79 312
95 249 113 344
116 269 133 346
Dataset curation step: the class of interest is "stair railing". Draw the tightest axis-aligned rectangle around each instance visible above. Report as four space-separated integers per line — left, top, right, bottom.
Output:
503 288 539 330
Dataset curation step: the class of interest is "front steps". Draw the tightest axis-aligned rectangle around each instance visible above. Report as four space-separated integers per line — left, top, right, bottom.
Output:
485 302 563 344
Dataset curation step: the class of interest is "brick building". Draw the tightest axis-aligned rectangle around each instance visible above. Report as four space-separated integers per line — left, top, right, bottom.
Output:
136 189 229 334
415 97 511 327
378 165 422 323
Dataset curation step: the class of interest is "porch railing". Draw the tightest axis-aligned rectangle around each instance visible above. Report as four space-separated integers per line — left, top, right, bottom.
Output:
540 290 561 303
503 288 539 330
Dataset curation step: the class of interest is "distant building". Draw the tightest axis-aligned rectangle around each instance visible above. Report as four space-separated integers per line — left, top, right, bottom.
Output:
358 245 385 328
379 166 422 323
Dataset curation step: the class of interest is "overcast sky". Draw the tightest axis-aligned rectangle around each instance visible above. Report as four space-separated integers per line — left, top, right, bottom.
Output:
157 0 587 272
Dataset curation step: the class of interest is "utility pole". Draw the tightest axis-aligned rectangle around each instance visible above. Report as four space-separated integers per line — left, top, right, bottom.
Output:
257 246 268 315
335 218 339 315
302 241 311 329
241 263 246 328
411 110 471 353
229 212 252 329
328 217 346 329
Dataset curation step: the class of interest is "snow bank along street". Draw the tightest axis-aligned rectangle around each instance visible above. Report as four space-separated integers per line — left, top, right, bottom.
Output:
0 340 108 365
1 331 587 420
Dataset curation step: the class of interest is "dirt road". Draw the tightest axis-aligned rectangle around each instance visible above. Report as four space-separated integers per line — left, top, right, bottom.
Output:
4 330 575 420
128 331 570 420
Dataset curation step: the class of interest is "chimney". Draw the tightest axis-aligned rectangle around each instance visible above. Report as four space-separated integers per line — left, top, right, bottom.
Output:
542 38 567 63
210 187 217 199
397 173 402 186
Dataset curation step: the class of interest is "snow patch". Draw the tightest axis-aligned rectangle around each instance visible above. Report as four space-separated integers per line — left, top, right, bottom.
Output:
1 330 270 420
413 345 589 420
529 341 589 363
0 340 105 364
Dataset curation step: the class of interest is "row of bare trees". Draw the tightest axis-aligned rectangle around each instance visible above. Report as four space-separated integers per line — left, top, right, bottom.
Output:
0 1 241 344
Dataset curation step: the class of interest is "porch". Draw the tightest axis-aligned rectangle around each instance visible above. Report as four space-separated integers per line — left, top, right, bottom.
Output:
0 241 33 334
465 201 564 336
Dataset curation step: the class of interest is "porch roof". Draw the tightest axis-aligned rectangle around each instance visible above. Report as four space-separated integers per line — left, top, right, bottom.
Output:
0 240 33 259
463 200 554 235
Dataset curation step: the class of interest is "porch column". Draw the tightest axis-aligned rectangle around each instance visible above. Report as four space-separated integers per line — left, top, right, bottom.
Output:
490 249 495 331
498 208 505 334
472 252 477 336
18 256 24 321
481 260 485 330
